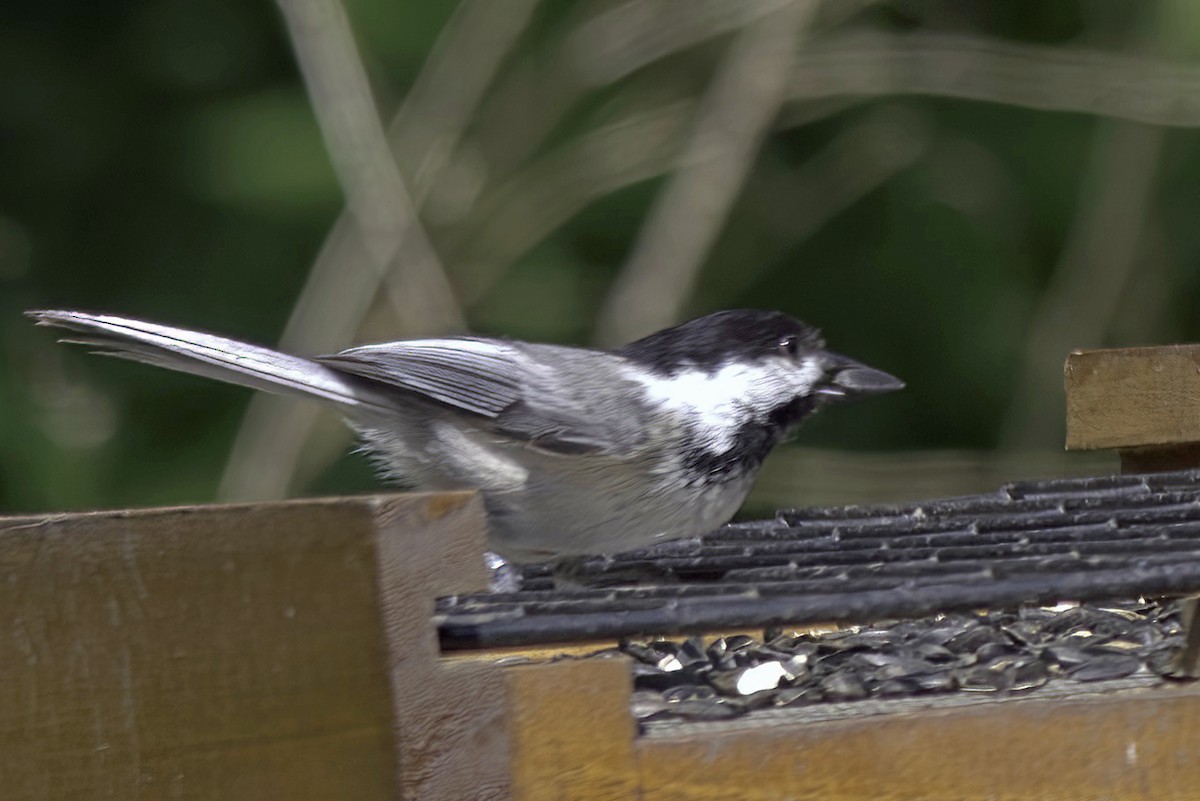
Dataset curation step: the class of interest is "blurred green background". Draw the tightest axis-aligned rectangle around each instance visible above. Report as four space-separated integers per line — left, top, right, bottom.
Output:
4 0 1199 516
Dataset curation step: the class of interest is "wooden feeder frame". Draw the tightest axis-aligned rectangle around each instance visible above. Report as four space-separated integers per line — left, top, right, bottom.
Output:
6 345 1200 800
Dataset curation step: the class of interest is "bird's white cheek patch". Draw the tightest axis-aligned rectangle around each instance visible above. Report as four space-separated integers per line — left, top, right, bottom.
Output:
634 358 824 453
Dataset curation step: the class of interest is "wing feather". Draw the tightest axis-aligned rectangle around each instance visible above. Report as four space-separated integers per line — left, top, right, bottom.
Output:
317 339 521 418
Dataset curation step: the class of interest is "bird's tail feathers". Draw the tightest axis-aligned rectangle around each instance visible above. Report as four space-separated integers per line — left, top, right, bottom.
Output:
26 310 392 413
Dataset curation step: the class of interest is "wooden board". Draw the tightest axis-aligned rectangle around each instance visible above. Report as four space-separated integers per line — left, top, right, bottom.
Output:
1065 344 1200 451
639 681 1200 800
504 659 638 801
502 658 1200 801
0 492 509 801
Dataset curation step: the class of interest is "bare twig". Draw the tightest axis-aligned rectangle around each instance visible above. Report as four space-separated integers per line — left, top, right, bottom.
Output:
595 0 818 345
469 0 802 193
459 27 1200 305
451 101 696 304
789 31 1200 127
264 0 538 350
1000 120 1164 450
220 0 470 501
565 0 881 87
428 20 1200 338
564 0 794 86
217 216 372 502
1105 218 1176 346
996 0 1182 453
447 98 871 308
274 0 463 332
717 104 930 300
439 0 857 294
390 0 544 202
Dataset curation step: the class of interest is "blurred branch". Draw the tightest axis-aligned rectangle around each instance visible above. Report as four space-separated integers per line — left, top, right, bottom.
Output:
565 0 879 87
458 25 1200 308
564 0 794 86
1105 217 1176 346
268 0 536 345
444 0 857 289
789 31 1200 126
719 103 930 300
449 98 868 307
220 0 482 501
217 217 371 502
595 0 817 345
998 0 1191 450
1000 120 1164 450
274 0 463 331
389 0 543 202
470 0 820 193
452 101 695 304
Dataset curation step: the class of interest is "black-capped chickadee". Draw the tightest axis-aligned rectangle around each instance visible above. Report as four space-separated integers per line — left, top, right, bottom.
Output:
28 309 902 564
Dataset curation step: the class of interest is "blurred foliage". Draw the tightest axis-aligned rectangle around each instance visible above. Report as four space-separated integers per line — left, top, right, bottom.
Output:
3 0 1200 514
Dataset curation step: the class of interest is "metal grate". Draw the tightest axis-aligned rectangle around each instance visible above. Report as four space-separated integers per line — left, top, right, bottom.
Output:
436 469 1200 650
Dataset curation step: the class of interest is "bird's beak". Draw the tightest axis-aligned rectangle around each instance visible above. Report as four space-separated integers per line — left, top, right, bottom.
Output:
814 351 905 402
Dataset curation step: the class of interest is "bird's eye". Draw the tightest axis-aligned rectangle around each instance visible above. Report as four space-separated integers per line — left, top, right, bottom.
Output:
779 335 799 357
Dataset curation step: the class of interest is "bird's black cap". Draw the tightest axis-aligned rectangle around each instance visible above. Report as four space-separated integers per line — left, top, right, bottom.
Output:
613 309 825 374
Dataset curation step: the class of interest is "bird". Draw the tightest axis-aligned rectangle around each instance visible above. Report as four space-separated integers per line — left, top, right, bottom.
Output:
28 308 903 565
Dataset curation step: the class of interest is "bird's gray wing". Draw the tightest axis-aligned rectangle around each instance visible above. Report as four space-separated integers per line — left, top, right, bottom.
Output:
492 406 638 455
321 341 648 456
493 345 652 456
317 339 522 419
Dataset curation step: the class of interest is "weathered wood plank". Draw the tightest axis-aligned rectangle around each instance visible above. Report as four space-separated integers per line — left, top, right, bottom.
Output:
1065 344 1200 451
0 492 507 801
638 681 1200 796
498 657 1200 800
373 494 512 801
636 681 1200 801
504 658 638 801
